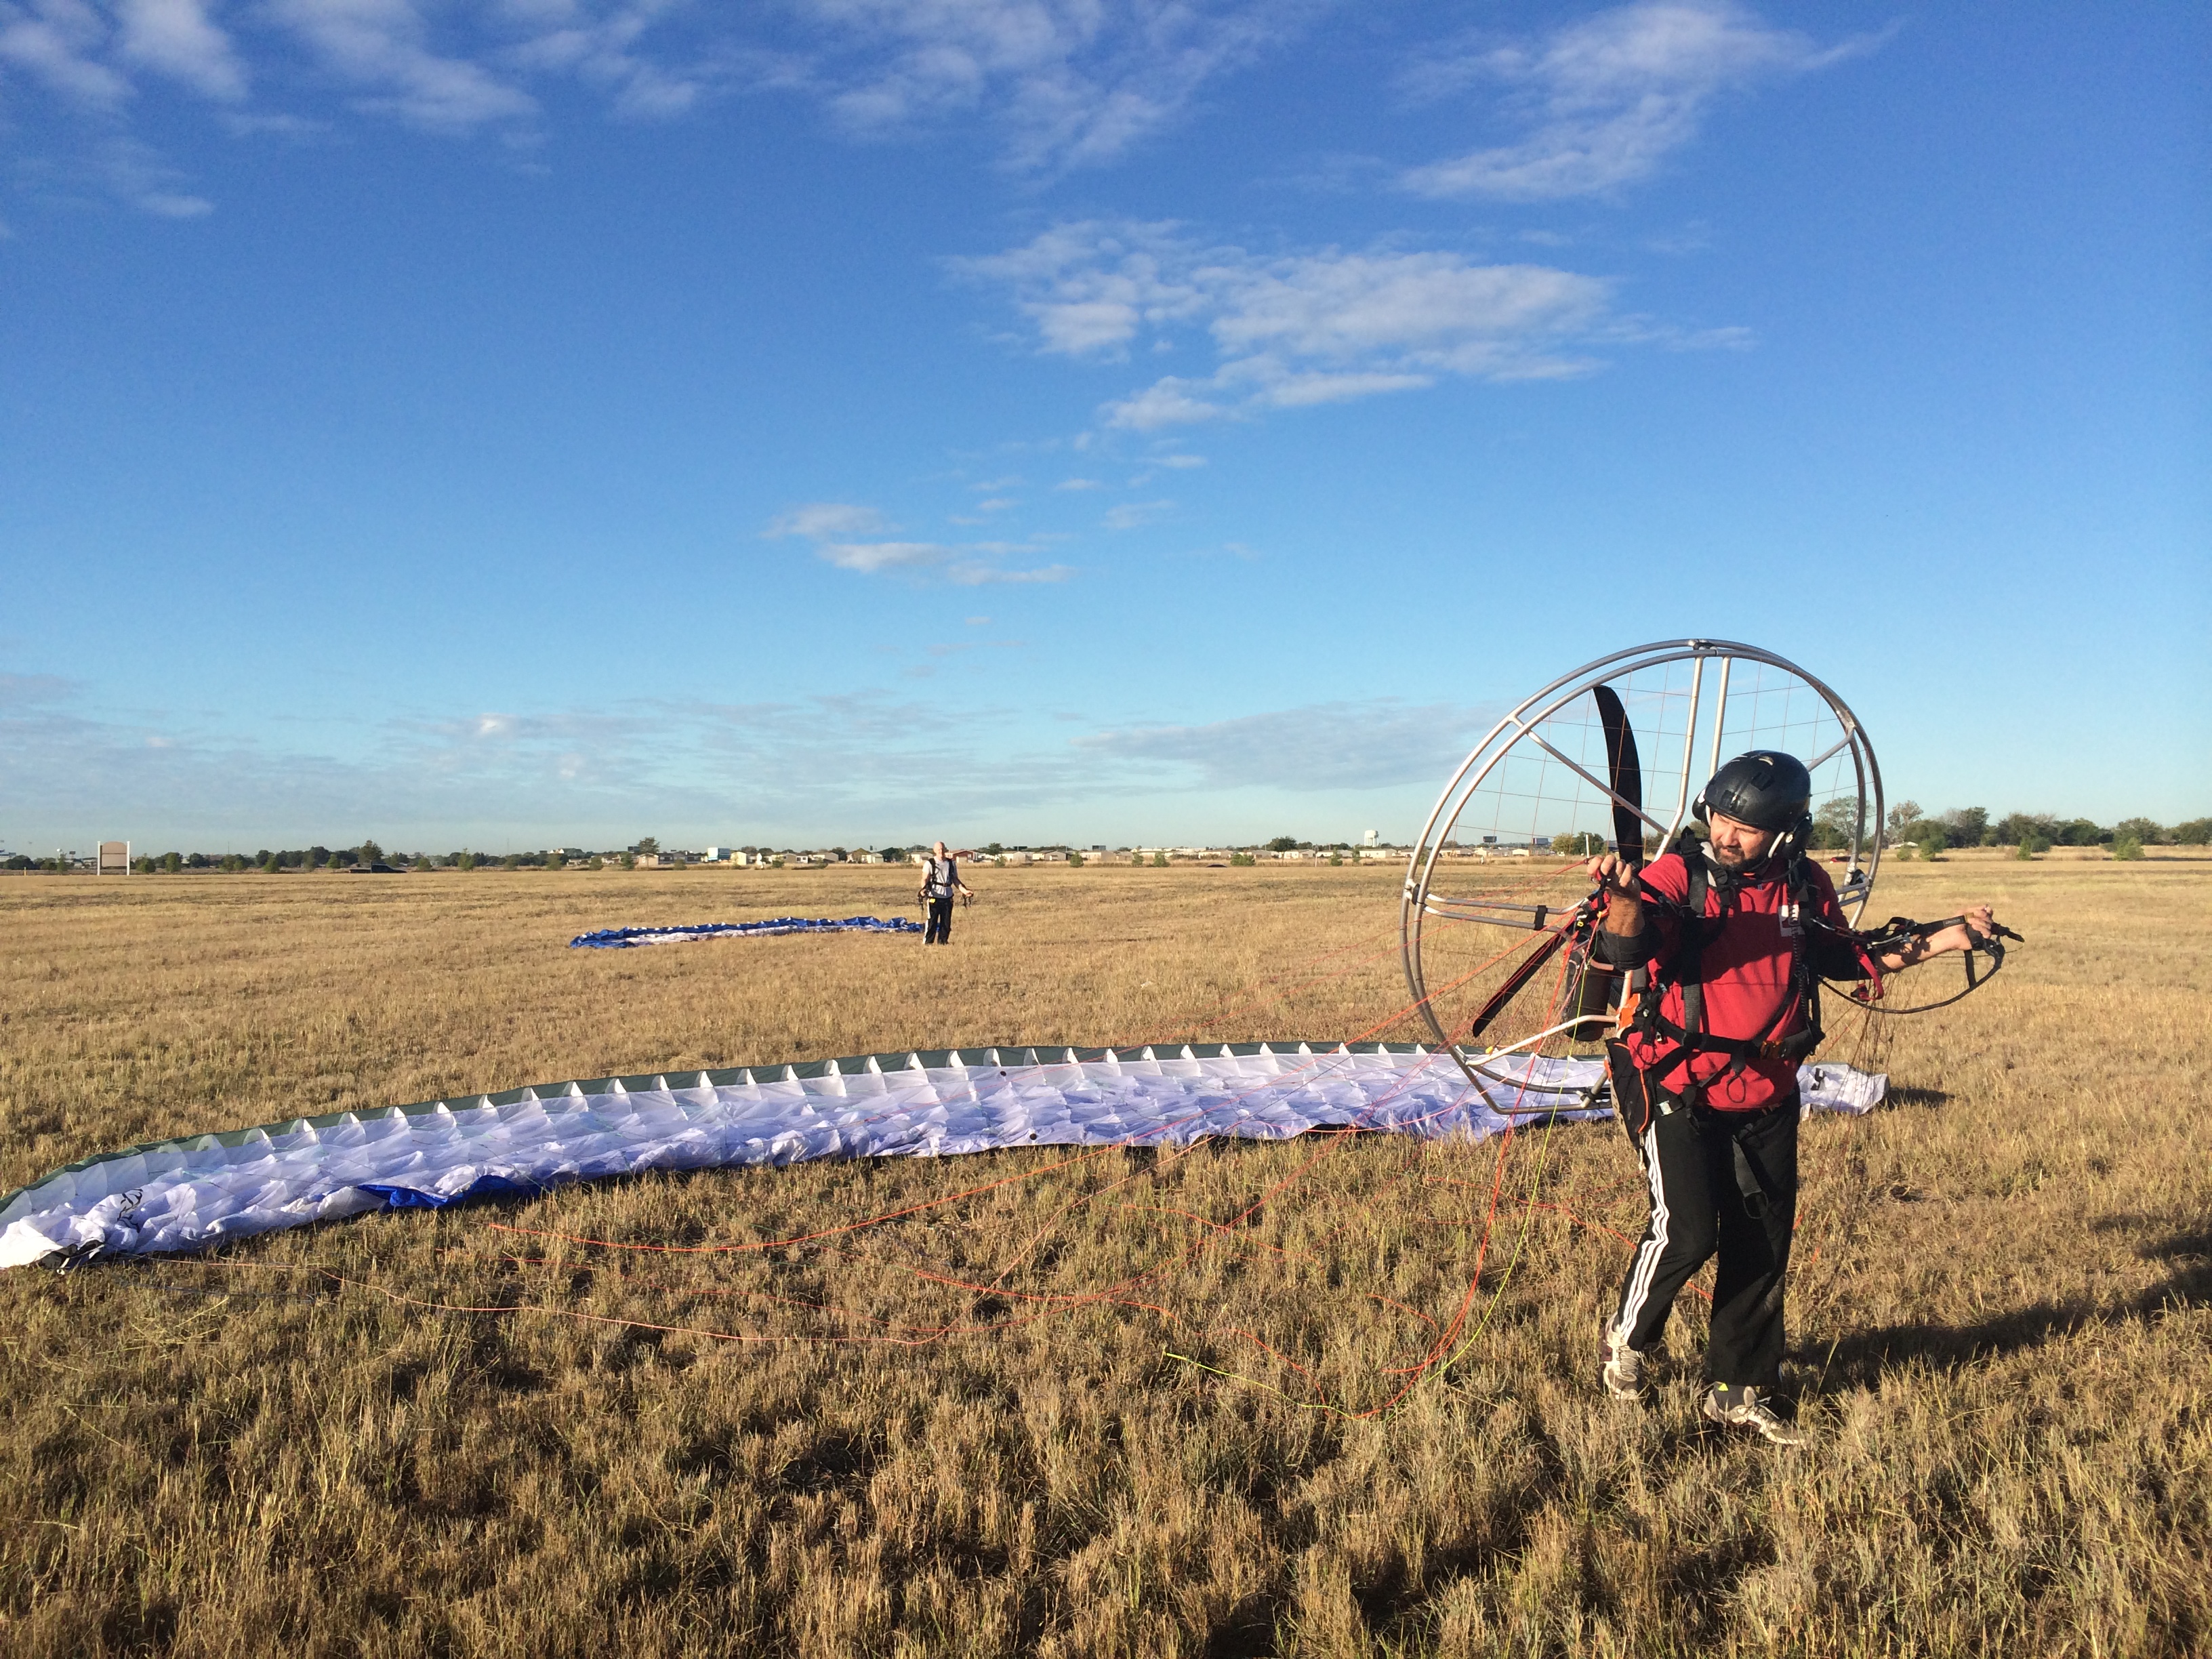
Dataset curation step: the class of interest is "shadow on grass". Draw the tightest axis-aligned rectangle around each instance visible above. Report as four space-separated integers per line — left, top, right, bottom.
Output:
1883 1085 1951 1109
1805 1225 2211 1391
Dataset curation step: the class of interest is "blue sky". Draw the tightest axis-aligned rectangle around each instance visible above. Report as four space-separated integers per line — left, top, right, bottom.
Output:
1 1 2205 854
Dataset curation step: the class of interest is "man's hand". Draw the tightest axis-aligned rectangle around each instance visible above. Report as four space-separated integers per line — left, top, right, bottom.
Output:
1921 904 1999 956
1872 903 2005 971
1584 852 1643 934
1584 852 1641 899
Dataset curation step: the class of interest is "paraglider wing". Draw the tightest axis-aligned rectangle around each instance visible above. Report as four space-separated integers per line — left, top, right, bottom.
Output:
0 1044 1891 1270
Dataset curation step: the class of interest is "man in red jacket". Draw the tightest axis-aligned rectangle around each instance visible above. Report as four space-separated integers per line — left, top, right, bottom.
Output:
1587 751 2001 1445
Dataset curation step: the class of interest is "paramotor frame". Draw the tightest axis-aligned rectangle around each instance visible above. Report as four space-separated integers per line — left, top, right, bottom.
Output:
1401 639 1884 1099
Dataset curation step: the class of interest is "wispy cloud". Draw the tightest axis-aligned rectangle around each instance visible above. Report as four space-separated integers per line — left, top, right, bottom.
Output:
119 0 247 100
765 501 895 539
501 3 717 119
1400 1 1874 201
956 220 1623 429
949 559 1073 586
1103 498 1172 529
0 674 962 842
0 669 80 707
818 539 956 575
0 0 134 108
783 0 1327 171
1078 699 1497 790
768 502 1073 584
5 6 1858 225
821 541 1073 584
0 1 1327 217
1 675 1493 848
89 132 214 215
266 0 537 131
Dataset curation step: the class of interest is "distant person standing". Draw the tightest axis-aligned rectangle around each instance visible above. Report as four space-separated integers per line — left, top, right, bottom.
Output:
918 841 973 945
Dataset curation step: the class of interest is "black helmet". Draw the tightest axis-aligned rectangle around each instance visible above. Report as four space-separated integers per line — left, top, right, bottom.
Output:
1698 751 1812 833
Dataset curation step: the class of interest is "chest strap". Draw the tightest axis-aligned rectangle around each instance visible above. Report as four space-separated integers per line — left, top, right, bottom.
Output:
1630 838 1823 1093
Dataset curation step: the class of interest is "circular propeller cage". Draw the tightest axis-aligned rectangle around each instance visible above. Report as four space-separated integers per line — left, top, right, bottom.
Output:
1400 639 1883 1100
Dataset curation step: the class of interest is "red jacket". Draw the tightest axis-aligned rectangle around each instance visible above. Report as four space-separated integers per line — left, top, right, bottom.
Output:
1616 851 1878 1111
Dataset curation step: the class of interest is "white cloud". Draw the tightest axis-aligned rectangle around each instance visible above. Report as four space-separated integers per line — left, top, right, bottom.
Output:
1103 498 1170 529
786 0 1324 171
0 674 1093 845
0 670 79 707
1212 251 1605 361
1054 476 1103 490
500 1 712 119
765 501 894 538
268 0 536 130
950 219 1208 357
817 538 951 574
1101 377 1225 430
136 186 212 216
0 0 722 146
118 0 246 100
0 676 1495 848
0 1 1319 221
961 220 1622 429
89 134 217 216
946 560 1071 585
1078 699 1496 791
0 0 132 108
218 108 324 136
817 536 1073 582
1400 1 1871 201
1237 367 1433 407
771 501 1071 583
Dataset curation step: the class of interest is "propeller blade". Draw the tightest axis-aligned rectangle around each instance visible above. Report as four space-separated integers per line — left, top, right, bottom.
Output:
1592 683 1644 861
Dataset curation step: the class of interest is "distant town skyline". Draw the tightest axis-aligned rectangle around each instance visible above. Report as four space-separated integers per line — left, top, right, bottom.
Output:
16 808 2202 878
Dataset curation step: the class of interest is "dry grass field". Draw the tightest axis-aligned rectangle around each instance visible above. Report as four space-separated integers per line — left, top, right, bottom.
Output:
1 859 2206 1657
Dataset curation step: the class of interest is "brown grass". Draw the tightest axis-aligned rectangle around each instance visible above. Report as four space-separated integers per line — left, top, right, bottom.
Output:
1 861 2206 1656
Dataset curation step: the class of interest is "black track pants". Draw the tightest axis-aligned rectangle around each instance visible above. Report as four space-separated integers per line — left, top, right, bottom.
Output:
924 897 954 944
1612 1094 1799 1389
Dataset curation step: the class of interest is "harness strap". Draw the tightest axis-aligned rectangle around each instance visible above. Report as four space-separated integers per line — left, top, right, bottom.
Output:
1639 1007 1822 1063
1727 851 1820 1066
1629 832 1825 1092
1725 1119 1779 1218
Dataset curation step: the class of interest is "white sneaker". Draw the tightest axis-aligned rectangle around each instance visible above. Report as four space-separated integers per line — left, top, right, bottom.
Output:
1701 1384 1807 1446
1600 1325 1645 1401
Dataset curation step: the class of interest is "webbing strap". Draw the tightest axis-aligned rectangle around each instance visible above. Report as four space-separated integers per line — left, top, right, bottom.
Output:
1730 1132 1771 1218
1639 1007 1821 1063
1631 836 1824 1088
